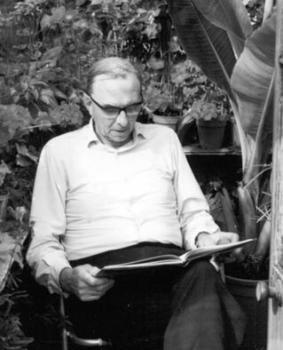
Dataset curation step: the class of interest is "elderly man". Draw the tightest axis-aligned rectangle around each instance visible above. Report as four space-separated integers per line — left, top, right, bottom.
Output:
27 57 246 350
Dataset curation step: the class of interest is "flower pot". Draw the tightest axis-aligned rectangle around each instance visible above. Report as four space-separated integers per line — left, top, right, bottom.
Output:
225 275 268 350
152 114 179 131
196 119 227 149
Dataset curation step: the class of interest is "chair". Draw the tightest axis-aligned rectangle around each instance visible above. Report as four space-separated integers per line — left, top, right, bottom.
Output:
60 295 112 350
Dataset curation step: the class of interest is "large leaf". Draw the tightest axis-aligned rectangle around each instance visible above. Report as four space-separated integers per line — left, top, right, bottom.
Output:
191 0 253 58
231 11 275 186
0 161 11 187
0 230 28 292
40 6 66 30
167 0 248 98
0 104 32 145
231 11 275 139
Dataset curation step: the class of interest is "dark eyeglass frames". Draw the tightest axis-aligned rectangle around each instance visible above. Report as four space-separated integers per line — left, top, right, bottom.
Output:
88 94 143 120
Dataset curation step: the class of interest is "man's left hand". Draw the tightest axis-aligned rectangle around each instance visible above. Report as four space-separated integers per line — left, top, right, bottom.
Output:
196 231 239 248
195 231 241 262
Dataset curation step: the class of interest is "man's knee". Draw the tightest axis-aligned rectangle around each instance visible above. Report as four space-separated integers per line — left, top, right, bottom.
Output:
172 260 220 302
173 259 222 298
188 259 218 278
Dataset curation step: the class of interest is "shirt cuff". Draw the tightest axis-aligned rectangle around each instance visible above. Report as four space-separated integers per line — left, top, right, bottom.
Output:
194 231 211 247
184 226 220 250
42 253 71 294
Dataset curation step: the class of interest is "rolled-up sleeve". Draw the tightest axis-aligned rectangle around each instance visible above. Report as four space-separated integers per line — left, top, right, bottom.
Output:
171 132 220 250
26 142 71 294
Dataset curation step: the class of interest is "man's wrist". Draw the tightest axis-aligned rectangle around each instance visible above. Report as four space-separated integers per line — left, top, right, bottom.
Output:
59 267 73 293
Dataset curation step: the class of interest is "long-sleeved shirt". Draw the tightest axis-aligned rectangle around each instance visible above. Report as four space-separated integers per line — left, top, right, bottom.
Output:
26 120 220 293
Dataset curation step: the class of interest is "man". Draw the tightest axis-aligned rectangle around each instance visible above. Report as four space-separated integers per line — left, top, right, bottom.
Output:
27 57 246 350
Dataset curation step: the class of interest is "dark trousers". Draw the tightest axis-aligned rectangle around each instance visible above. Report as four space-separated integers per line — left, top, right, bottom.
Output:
66 243 246 350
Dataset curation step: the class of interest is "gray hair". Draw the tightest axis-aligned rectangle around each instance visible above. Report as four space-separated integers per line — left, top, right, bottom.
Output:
86 57 142 95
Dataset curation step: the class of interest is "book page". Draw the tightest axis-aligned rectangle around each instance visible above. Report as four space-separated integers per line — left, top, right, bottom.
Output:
182 238 256 264
99 238 256 274
120 253 182 266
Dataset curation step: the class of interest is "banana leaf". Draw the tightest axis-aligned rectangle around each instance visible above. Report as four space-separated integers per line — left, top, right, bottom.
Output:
189 0 252 58
167 0 236 98
231 11 275 196
167 0 252 99
231 12 275 140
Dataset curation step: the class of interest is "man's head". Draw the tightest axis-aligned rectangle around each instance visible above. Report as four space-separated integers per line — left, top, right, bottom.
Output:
86 57 143 148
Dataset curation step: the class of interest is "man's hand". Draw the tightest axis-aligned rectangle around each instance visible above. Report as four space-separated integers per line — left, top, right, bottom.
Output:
195 231 241 262
195 231 239 248
59 265 115 301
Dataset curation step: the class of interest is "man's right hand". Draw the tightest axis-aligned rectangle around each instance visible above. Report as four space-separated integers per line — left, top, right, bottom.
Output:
59 264 115 301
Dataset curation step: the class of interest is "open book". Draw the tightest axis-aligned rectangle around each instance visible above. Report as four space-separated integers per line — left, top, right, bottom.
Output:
98 238 255 277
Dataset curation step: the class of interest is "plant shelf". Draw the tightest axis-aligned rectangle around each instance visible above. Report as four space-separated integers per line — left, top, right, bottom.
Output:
182 145 241 156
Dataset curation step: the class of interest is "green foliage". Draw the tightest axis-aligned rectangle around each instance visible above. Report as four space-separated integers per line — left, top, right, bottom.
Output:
0 105 32 146
0 0 169 140
0 0 219 139
142 58 190 114
0 226 33 350
188 89 231 122
0 311 33 350
190 101 227 122
0 161 11 188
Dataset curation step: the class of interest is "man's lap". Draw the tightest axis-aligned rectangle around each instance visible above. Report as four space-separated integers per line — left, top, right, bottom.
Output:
65 243 246 350
66 243 185 349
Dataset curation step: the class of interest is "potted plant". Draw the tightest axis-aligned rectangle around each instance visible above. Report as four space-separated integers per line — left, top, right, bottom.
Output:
224 221 270 350
189 92 230 149
213 172 271 350
142 57 192 130
203 173 270 350
142 78 181 130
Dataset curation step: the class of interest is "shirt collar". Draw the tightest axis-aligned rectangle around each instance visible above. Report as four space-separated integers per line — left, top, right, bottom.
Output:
84 118 147 149
133 122 147 141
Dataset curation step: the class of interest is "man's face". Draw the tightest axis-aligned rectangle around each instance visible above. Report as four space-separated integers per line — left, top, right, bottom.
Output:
89 74 142 148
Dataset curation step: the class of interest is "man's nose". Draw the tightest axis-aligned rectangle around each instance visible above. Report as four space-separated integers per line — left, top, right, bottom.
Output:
116 110 129 127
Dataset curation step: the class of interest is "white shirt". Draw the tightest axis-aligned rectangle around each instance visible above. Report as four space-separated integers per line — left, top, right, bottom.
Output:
26 120 220 293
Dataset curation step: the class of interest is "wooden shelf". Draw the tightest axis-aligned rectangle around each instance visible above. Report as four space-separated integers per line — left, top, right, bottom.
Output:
183 145 241 156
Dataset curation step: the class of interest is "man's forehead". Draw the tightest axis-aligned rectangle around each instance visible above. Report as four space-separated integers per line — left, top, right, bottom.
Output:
93 73 138 84
92 74 141 96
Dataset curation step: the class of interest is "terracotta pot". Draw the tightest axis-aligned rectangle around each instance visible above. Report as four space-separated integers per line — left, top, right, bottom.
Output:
225 275 268 350
196 119 227 149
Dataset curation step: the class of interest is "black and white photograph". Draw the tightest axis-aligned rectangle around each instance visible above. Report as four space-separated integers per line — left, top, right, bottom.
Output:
0 1 280 350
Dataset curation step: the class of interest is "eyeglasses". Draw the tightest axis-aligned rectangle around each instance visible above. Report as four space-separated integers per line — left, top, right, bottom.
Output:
89 94 143 120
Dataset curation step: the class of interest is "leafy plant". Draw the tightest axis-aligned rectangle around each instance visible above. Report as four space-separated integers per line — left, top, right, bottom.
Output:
189 92 230 122
143 56 212 118
0 222 32 350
